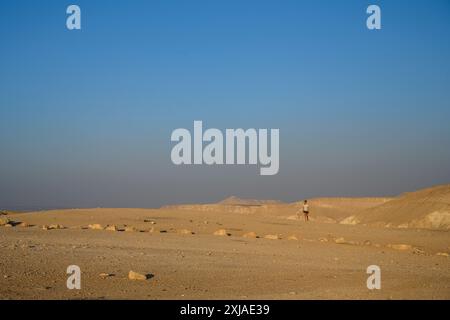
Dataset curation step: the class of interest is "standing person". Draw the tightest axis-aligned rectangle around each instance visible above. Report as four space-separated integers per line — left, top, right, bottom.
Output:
302 200 309 222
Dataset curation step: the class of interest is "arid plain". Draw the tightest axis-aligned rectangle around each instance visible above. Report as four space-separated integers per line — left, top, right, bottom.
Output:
1 185 449 299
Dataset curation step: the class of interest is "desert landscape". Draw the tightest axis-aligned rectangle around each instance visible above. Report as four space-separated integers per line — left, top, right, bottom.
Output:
1 184 449 300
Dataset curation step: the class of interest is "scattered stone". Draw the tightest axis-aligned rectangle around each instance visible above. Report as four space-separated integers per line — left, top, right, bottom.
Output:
99 273 114 278
36 286 52 291
144 219 156 224
124 226 138 232
214 229 230 236
4 224 12 228
42 224 65 230
388 244 413 251
413 248 426 255
242 232 258 239
178 229 194 235
105 225 118 231
339 215 360 225
18 222 31 228
333 238 357 245
436 252 449 257
0 217 10 226
159 230 168 233
318 237 328 243
264 234 280 240
128 270 150 281
5 220 23 227
88 224 104 230
363 240 372 246
334 237 347 244
287 235 298 241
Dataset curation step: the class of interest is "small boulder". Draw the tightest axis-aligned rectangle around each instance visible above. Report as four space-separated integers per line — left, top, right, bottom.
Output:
88 224 104 230
436 252 449 257
99 273 114 278
43 224 65 230
105 225 118 231
178 229 194 235
0 217 10 226
128 270 149 281
264 234 280 240
288 235 298 241
388 244 413 251
334 237 349 244
18 222 31 228
50 224 65 229
213 229 230 236
124 226 138 232
242 231 258 239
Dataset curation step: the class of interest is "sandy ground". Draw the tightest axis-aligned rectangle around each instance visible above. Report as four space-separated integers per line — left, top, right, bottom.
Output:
0 207 449 300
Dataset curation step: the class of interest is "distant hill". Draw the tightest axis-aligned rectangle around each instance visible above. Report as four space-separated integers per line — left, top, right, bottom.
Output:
299 197 393 222
162 184 450 230
218 196 283 206
163 196 390 222
342 184 450 230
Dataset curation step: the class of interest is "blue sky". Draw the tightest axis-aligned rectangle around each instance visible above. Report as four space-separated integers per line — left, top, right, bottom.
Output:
1 0 450 209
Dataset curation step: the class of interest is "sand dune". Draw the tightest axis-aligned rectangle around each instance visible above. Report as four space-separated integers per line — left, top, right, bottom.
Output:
347 185 450 230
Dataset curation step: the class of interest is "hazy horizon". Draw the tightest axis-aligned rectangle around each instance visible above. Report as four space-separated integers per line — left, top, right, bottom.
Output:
1 0 450 210
3 182 448 212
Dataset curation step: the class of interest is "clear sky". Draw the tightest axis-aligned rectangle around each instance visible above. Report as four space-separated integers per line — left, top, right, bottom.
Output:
1 0 450 210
